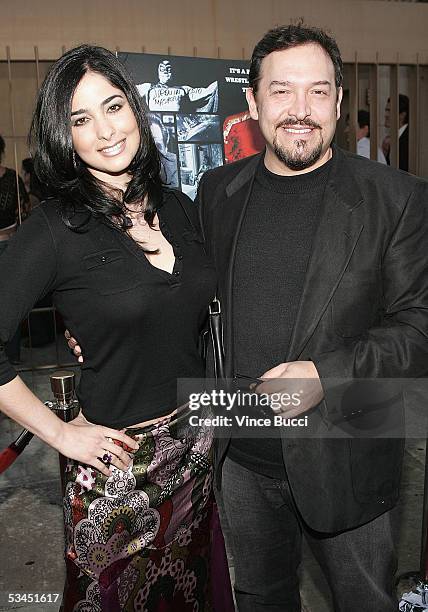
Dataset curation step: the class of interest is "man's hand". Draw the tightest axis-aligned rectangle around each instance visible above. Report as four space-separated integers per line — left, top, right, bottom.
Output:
256 361 324 418
64 329 83 363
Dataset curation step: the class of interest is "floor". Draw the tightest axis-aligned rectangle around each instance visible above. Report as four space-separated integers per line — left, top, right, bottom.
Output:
0 342 426 611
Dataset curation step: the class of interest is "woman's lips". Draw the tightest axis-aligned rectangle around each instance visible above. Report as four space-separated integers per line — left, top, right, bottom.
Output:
99 139 126 156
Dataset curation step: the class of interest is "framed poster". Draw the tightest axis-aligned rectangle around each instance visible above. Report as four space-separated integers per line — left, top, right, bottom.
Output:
119 52 264 199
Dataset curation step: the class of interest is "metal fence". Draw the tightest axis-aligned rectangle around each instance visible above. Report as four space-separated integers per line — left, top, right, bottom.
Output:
1 49 427 373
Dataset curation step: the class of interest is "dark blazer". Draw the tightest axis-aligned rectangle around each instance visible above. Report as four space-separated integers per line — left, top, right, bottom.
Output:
197 145 428 533
399 126 409 172
386 125 409 172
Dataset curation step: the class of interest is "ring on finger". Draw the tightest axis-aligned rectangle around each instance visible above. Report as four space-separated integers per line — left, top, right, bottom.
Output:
100 452 113 466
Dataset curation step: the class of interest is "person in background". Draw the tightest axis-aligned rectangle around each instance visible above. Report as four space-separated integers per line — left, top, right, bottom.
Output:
345 110 387 164
0 135 29 364
0 135 29 238
382 93 409 171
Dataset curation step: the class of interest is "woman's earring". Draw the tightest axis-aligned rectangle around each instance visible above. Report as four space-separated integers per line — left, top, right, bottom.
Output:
72 150 77 169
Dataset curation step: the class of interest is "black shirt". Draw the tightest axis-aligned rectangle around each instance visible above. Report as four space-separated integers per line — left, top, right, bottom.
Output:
229 156 332 478
0 189 216 428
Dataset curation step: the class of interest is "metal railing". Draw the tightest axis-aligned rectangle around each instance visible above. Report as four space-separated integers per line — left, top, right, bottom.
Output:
1 48 427 372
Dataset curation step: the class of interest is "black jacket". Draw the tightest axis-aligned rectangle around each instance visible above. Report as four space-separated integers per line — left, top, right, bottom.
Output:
197 146 428 533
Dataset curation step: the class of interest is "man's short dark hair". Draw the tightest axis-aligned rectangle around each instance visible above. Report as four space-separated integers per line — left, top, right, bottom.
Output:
358 110 370 136
249 24 343 94
386 94 410 125
0 134 5 162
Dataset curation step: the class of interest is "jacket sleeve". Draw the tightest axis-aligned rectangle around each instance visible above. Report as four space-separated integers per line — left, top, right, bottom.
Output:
0 206 58 385
312 179 428 415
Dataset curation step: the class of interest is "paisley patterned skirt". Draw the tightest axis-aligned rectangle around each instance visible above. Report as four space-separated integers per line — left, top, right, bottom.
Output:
61 407 233 611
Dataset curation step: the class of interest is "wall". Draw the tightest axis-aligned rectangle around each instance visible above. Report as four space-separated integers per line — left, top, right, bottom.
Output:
1 0 427 174
1 0 428 62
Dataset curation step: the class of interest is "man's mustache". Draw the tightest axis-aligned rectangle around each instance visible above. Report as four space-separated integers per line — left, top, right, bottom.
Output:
277 119 322 130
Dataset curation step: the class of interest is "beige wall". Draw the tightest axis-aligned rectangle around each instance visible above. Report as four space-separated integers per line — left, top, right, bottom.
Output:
1 0 428 174
1 0 428 63
0 62 52 169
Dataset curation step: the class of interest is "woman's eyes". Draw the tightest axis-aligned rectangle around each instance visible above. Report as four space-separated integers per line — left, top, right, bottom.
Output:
72 117 89 127
72 104 123 127
108 103 123 113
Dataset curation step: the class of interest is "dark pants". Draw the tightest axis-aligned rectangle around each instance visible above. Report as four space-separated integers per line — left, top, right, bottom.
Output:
219 456 398 612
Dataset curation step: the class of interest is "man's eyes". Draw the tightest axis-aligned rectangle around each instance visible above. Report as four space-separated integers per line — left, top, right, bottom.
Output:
271 89 328 96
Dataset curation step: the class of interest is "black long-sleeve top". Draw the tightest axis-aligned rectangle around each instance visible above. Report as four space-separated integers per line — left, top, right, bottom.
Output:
0 189 216 428
0 168 28 229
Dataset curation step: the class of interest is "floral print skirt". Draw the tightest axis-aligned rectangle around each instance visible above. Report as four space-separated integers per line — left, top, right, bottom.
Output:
61 406 233 611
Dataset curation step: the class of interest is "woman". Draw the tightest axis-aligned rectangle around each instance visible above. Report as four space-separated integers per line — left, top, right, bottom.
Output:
0 45 231 611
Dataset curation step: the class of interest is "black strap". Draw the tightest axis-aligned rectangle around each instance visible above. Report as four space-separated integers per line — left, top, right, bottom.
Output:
175 186 225 380
209 297 225 380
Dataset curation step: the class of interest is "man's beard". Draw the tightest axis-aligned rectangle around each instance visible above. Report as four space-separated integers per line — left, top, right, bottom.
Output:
273 120 323 171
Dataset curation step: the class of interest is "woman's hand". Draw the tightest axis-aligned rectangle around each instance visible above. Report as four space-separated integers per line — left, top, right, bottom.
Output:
0 378 138 478
57 413 140 476
64 329 83 363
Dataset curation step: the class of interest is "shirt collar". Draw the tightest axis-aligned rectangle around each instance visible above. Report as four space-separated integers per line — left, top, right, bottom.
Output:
399 124 408 138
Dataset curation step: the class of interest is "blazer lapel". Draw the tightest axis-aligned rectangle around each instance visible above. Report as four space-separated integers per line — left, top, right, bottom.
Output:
287 147 365 360
211 154 261 273
212 154 262 374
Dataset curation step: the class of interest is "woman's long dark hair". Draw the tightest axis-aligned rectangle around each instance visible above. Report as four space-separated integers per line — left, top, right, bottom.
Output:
29 44 162 230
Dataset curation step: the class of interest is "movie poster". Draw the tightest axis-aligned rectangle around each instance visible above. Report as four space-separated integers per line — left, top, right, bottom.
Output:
119 52 264 199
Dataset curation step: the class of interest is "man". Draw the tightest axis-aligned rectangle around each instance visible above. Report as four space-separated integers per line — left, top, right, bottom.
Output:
345 109 387 163
383 93 409 171
197 25 428 611
137 59 218 112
